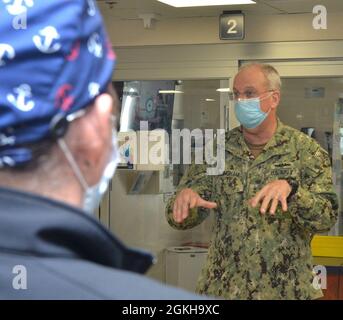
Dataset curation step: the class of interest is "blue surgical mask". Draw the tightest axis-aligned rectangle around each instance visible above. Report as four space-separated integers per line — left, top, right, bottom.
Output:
234 96 271 129
58 132 120 215
82 134 120 214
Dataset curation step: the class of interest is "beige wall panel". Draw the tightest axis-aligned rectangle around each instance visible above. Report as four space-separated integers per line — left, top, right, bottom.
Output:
104 13 343 47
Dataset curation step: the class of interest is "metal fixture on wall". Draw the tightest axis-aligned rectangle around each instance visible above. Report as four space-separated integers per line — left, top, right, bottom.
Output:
96 0 118 9
138 13 159 29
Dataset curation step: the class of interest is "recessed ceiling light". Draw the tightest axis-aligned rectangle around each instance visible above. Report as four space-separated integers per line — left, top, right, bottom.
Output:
206 98 216 102
216 88 231 92
157 0 256 8
159 90 184 94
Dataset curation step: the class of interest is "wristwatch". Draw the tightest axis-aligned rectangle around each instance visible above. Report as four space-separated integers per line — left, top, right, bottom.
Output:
286 179 299 199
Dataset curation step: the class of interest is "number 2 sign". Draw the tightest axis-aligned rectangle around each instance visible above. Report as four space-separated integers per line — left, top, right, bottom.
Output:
220 12 245 40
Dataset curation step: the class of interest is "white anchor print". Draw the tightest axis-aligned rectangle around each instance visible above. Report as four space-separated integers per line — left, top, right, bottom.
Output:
0 43 15 66
0 134 16 147
7 84 35 112
87 33 103 58
88 82 100 98
0 156 16 168
87 0 96 16
3 0 34 16
33 26 61 54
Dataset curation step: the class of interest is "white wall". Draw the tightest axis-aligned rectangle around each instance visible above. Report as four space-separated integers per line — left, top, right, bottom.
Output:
278 77 343 149
182 80 221 130
102 12 343 47
108 172 214 281
104 80 221 282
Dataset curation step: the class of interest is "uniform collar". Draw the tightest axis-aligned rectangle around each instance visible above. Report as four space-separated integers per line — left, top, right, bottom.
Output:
226 118 291 162
261 119 289 152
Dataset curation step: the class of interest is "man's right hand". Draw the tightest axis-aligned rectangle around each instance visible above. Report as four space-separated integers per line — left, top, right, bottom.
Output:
173 188 217 223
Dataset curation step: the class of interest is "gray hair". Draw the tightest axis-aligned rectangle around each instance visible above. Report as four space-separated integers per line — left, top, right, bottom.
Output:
239 63 282 91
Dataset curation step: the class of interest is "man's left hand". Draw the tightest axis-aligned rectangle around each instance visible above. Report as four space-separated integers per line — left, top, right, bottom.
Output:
249 180 292 215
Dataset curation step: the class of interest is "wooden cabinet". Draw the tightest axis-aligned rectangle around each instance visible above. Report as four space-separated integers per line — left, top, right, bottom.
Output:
321 267 343 300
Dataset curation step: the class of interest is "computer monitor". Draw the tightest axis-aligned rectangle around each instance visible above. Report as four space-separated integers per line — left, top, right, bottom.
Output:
112 80 176 169
300 127 316 139
113 80 175 135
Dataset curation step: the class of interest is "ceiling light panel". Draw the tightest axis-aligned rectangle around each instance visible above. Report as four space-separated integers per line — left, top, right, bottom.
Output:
157 0 256 8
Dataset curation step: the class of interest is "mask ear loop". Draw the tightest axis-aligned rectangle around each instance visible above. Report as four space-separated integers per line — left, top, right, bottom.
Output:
260 91 275 114
234 91 275 102
49 110 89 191
57 138 89 191
259 91 274 102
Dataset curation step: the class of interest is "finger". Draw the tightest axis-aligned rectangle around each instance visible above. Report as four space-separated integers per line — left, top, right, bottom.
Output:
250 187 267 207
189 195 198 209
280 196 288 212
197 197 217 209
181 202 190 220
173 201 178 220
260 194 273 214
248 197 254 207
173 199 180 220
173 199 182 223
269 196 279 215
249 195 258 208
174 193 188 222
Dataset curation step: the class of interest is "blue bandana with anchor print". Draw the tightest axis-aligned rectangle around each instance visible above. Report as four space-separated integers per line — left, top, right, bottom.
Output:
0 0 116 168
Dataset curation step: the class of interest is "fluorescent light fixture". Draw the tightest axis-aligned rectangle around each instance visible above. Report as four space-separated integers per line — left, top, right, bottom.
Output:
157 0 256 8
206 98 216 102
120 96 133 132
159 90 184 94
216 88 231 92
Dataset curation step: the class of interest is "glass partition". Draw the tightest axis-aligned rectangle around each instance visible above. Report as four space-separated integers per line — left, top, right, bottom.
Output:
99 79 229 288
278 77 343 235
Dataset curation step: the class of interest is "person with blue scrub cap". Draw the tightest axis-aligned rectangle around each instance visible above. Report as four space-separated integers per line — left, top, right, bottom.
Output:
0 0 204 300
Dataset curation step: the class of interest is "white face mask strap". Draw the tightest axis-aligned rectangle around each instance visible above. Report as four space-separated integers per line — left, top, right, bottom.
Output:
261 92 274 114
236 91 273 102
260 91 273 102
57 138 89 191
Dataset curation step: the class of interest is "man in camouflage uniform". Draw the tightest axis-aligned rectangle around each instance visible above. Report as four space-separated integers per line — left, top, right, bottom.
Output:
165 63 338 300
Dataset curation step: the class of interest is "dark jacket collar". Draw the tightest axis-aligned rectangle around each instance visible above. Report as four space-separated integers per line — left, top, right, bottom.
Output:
0 187 153 274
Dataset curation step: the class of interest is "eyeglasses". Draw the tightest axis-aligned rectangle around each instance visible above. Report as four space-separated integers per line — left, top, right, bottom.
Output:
231 89 275 101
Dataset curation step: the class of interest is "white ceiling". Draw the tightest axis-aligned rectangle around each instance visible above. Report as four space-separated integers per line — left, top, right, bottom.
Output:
96 0 343 19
